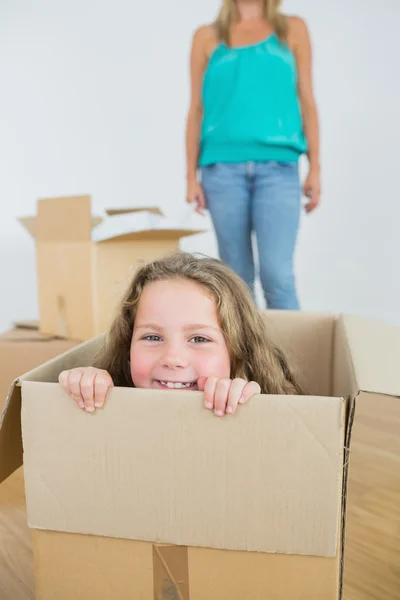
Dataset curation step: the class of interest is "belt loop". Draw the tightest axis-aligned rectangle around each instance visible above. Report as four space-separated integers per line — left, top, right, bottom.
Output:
246 161 255 177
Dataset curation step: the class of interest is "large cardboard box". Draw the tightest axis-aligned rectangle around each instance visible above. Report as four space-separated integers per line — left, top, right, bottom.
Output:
19 196 205 341
0 322 77 412
0 311 399 599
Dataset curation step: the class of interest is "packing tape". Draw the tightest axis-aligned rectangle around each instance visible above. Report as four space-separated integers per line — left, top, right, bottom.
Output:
153 544 190 600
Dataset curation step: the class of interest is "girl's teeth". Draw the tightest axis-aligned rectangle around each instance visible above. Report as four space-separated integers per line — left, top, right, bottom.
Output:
161 381 192 389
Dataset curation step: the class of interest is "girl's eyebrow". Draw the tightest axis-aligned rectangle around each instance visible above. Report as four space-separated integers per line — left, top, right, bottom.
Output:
135 323 221 332
183 324 221 332
135 323 163 331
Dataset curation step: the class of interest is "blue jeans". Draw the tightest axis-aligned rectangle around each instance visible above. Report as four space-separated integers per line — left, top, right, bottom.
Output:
201 161 301 310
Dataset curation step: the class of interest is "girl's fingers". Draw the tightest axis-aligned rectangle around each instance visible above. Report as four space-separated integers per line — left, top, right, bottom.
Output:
239 381 261 405
201 378 260 416
213 379 231 417
58 370 72 395
226 378 247 415
59 367 114 412
68 369 85 408
197 377 207 392
80 371 97 413
203 377 218 411
94 373 113 408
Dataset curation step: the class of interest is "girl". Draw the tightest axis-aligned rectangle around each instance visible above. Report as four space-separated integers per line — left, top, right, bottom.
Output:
186 0 320 310
59 252 303 415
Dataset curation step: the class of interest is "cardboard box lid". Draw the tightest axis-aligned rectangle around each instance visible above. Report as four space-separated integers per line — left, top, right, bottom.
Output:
18 196 205 243
339 314 400 397
91 211 205 243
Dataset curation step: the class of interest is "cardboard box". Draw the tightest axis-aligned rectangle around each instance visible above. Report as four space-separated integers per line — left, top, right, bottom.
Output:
0 311 399 599
18 196 205 341
0 322 77 413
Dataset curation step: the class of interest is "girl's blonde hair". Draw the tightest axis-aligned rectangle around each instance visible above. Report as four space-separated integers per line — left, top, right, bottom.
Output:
215 0 288 45
94 252 303 395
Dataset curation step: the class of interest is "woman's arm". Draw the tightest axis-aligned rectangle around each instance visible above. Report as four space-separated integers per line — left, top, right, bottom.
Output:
185 26 211 214
290 17 321 212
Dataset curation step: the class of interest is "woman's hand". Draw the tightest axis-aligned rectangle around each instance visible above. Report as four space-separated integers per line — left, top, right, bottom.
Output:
197 377 261 417
58 367 114 413
186 177 207 215
303 168 321 213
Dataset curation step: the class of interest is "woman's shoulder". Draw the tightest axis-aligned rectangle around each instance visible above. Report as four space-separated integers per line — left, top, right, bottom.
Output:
286 15 308 29
192 24 220 56
193 24 218 41
285 15 310 49
286 16 310 37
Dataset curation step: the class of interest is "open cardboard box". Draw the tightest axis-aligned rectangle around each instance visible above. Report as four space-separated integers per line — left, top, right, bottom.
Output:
0 310 399 599
18 196 206 341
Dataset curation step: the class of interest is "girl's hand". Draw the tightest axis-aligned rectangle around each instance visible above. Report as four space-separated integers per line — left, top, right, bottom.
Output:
197 377 261 417
58 367 114 413
186 178 207 215
303 168 321 213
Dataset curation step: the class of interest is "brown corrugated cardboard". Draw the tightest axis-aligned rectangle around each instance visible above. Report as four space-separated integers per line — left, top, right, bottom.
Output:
22 383 344 557
19 195 206 341
0 324 77 413
0 311 399 599
31 531 340 600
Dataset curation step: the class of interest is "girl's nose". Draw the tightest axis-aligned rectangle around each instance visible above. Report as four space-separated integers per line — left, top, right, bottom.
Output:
161 345 188 369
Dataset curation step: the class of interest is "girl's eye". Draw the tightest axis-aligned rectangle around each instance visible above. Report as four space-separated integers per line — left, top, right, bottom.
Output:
143 335 162 342
190 336 210 344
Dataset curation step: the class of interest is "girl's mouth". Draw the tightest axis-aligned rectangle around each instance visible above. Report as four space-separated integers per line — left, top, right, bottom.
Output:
156 380 197 390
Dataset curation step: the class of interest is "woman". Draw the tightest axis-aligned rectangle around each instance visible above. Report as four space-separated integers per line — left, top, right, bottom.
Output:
186 0 320 310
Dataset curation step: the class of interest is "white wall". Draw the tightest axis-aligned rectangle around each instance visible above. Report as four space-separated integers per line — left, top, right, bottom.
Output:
0 0 399 333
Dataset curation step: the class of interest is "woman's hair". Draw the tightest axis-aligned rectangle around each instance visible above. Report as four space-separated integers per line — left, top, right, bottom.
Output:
94 252 304 395
215 0 288 45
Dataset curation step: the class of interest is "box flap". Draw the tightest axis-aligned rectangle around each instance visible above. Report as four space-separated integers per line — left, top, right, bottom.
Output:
105 207 164 217
91 211 206 243
339 314 400 397
339 395 355 600
36 195 92 242
0 381 23 483
17 216 36 238
0 336 104 484
92 216 103 228
16 335 105 384
263 311 336 397
22 386 346 558
20 213 106 239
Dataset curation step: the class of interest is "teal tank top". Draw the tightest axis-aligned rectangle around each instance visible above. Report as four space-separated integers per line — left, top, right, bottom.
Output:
199 33 307 166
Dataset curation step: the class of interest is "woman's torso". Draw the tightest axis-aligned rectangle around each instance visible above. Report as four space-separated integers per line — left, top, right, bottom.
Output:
199 21 307 167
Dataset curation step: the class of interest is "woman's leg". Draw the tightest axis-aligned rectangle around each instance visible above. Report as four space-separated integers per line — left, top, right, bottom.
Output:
201 163 256 295
252 161 301 310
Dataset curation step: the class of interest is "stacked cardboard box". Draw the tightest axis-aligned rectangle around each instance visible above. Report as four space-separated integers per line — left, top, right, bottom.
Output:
18 195 205 341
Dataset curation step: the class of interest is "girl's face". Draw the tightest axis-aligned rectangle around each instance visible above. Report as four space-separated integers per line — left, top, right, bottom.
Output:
130 279 231 390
